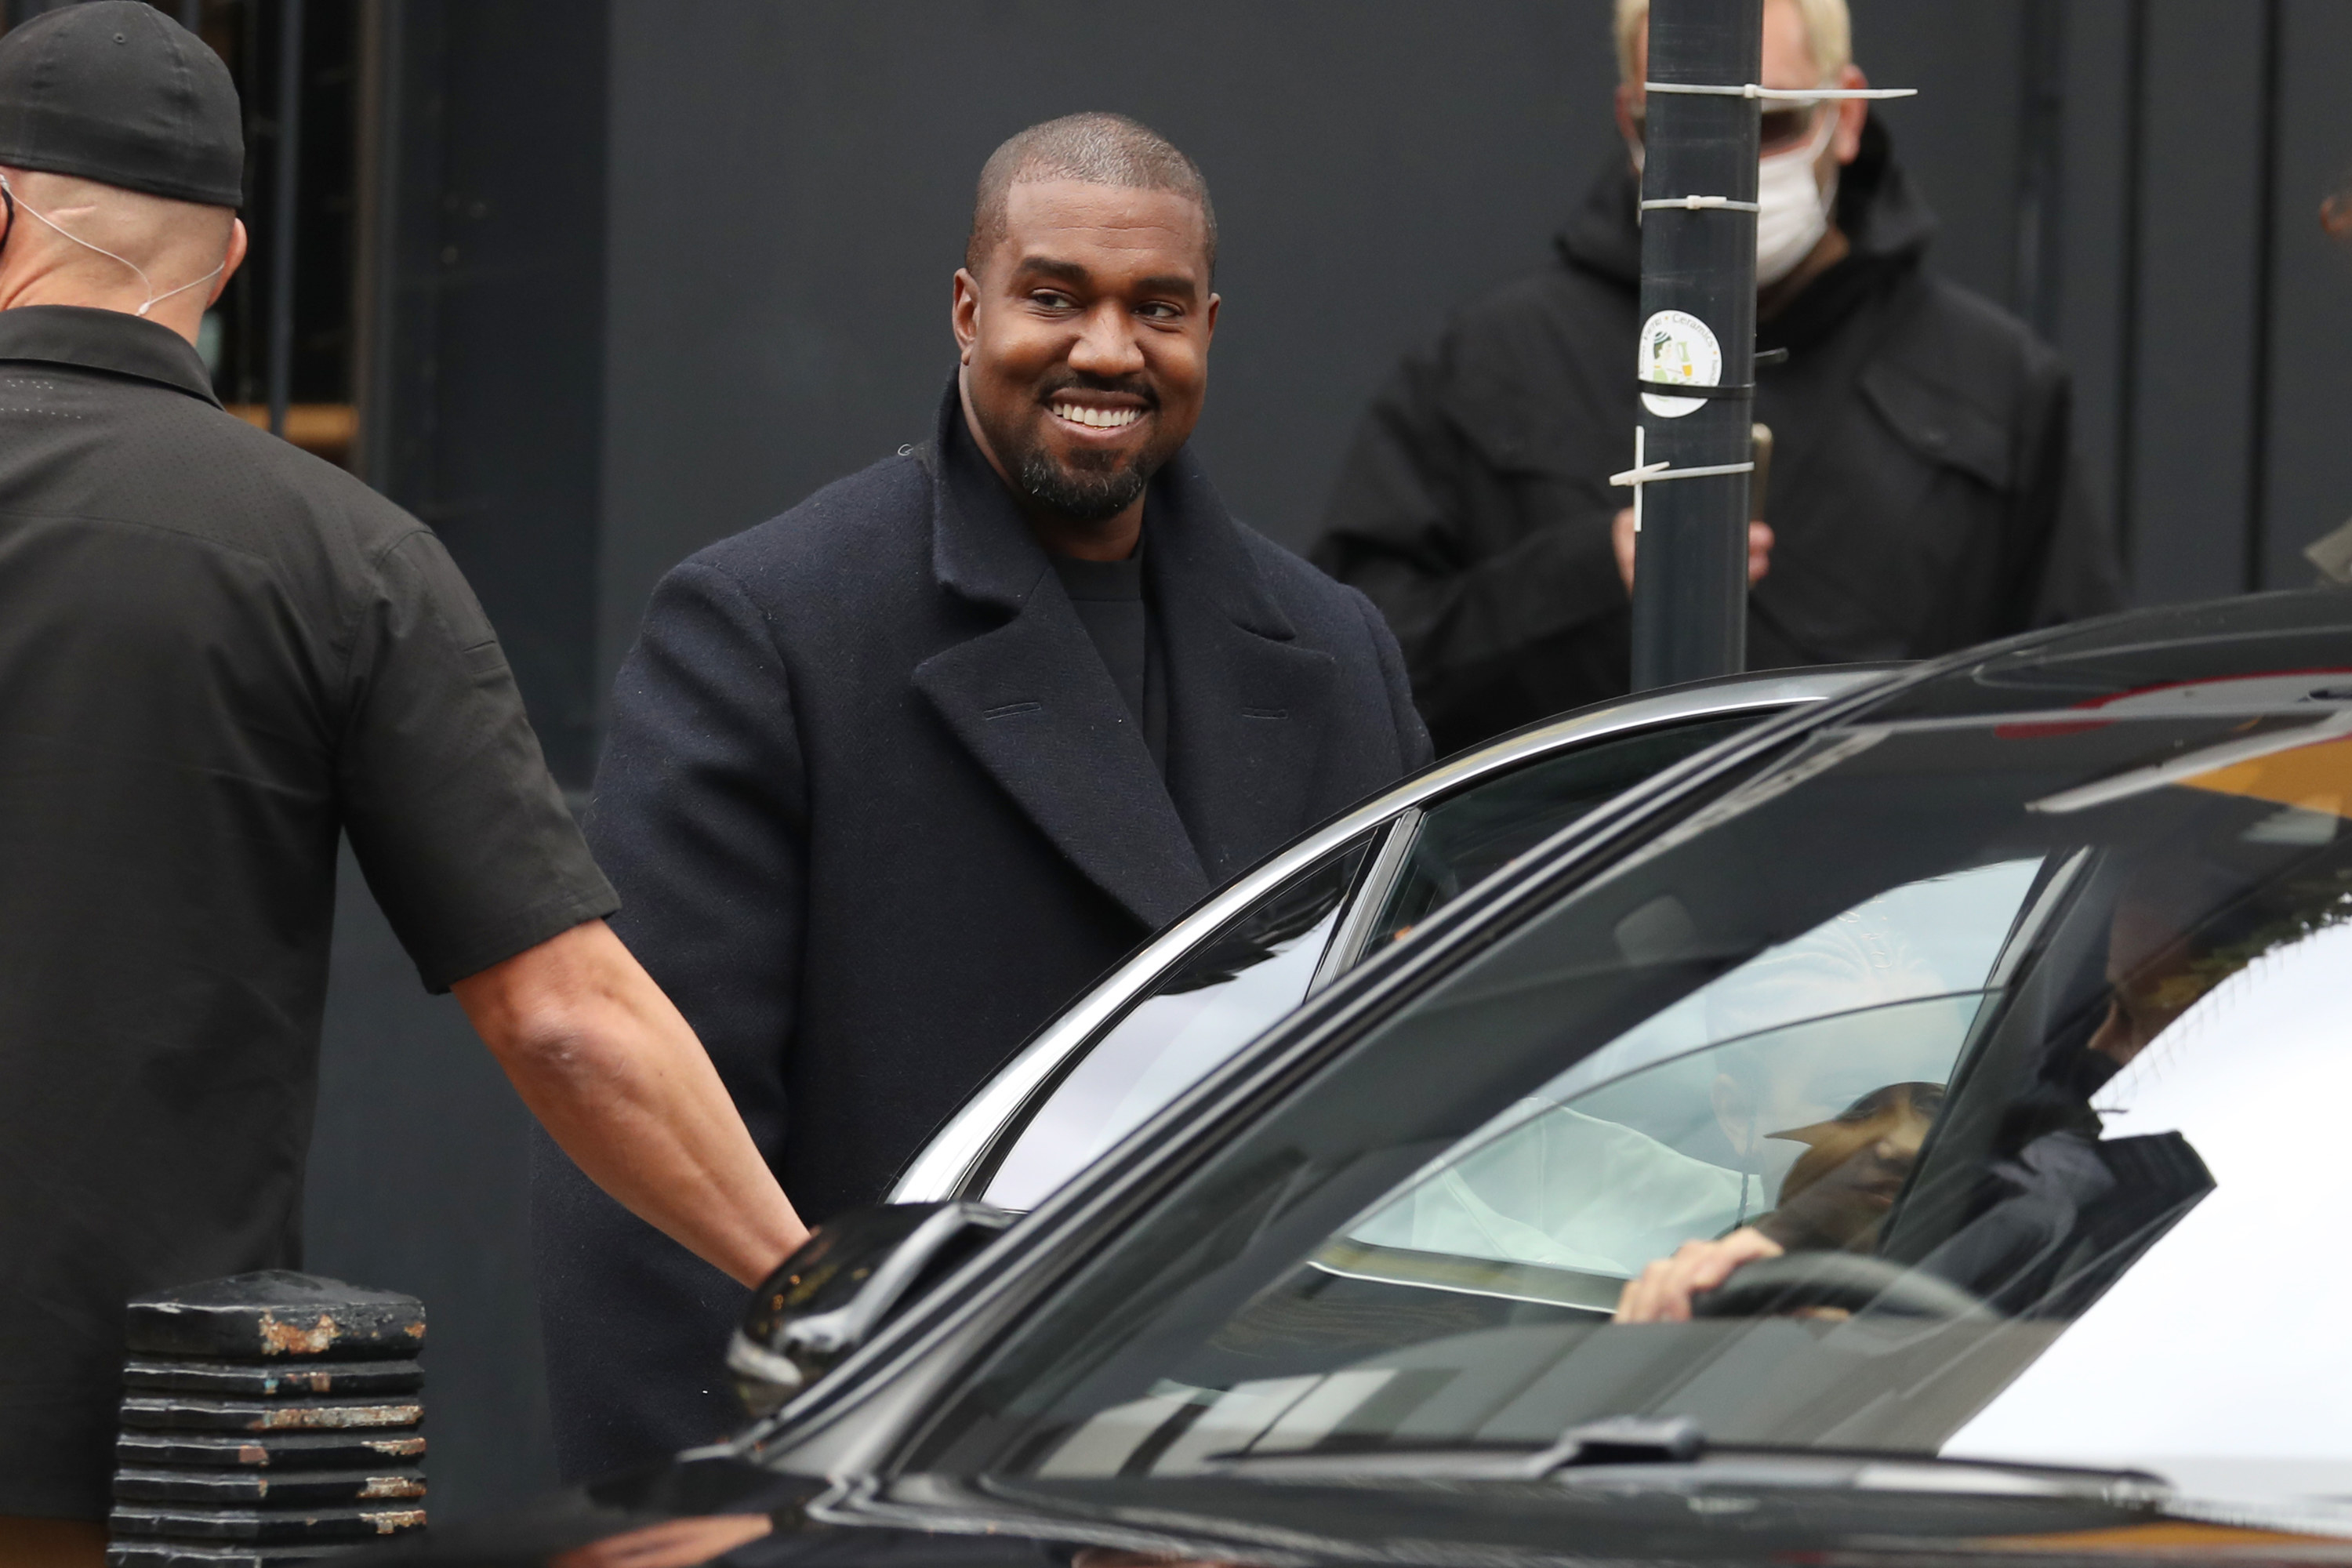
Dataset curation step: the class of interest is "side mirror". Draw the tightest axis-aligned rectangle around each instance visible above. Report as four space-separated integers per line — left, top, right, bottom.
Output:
727 1201 1013 1416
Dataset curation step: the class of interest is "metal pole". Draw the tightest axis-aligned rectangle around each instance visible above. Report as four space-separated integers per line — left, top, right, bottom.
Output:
266 0 303 440
1628 0 1762 691
180 0 203 36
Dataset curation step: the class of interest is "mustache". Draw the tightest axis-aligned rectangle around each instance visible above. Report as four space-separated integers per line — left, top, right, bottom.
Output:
1036 372 1158 408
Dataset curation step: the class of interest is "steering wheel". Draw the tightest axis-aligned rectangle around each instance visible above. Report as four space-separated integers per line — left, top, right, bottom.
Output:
1689 1250 1987 1320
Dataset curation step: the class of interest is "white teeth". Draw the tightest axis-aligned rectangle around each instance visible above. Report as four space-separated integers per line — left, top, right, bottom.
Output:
1054 403 1140 430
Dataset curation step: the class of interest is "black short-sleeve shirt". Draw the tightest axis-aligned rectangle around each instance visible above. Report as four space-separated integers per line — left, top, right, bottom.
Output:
0 307 618 1519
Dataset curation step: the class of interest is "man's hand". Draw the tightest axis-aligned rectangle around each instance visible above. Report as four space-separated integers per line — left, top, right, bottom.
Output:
1612 508 1774 595
1613 1227 1784 1323
453 919 809 1287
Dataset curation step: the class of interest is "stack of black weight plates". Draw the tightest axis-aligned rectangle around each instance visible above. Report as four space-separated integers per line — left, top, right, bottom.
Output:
107 1271 427 1566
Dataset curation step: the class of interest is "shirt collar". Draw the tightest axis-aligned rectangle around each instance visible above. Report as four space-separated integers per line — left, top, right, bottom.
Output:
0 304 223 408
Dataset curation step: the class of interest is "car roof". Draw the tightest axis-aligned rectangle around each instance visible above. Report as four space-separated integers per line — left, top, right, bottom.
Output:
1858 589 2352 724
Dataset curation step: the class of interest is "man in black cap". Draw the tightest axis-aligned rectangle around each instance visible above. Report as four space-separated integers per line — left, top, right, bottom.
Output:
0 7 805 1555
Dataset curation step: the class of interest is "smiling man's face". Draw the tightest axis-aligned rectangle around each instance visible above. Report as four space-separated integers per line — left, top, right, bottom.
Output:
953 177 1218 558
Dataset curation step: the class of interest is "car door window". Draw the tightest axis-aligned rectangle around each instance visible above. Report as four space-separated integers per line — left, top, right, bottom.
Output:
1366 715 1756 953
979 836 1374 1209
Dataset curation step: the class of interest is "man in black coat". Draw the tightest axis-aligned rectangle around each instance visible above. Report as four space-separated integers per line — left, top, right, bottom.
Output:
532 113 1429 1479
1312 0 2123 757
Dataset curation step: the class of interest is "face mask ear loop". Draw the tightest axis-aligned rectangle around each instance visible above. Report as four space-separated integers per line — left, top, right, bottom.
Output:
0 172 222 317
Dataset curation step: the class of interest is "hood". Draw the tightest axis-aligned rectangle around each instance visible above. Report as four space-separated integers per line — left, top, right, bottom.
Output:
1555 115 1937 289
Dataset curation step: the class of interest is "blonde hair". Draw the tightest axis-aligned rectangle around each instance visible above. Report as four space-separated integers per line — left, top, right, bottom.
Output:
1613 0 1852 85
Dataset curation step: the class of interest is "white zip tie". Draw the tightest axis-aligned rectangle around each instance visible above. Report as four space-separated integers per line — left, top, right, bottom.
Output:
1644 82 1918 102
1640 194 1761 212
1611 459 1758 485
1611 428 1755 535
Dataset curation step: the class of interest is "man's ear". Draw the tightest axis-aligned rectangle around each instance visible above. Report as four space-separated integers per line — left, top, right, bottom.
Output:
1202 291 1219 345
209 217 249 306
1614 81 1644 165
951 266 981 364
1831 64 1868 166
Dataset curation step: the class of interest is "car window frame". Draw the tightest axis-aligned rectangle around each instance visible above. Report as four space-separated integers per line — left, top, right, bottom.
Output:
886 667 1900 1207
968 828 1387 1208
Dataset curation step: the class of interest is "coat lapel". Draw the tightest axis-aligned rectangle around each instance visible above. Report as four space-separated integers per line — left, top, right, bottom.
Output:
1149 452 1338 886
913 394 1210 931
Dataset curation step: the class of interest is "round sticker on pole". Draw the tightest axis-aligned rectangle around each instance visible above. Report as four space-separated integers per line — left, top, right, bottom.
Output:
1639 309 1723 419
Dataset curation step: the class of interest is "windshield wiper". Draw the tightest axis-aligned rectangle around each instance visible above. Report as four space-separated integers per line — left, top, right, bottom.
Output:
1206 1415 1704 1480
1518 1416 1706 1477
1210 1421 2169 1504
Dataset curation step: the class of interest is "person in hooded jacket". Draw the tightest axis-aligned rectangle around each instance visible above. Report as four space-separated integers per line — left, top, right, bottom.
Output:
1312 0 2124 757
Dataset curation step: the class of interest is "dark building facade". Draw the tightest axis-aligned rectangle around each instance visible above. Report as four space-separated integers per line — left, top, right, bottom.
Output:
3 0 2347 1521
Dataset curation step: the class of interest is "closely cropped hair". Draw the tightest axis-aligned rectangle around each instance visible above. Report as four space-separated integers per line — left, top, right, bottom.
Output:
965 111 1218 278
1613 0 1852 85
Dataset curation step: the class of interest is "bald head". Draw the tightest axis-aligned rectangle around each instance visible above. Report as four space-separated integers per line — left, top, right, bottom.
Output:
0 165 243 343
966 112 1217 279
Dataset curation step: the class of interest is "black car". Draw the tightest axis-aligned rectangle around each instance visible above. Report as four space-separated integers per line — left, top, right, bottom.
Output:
394 592 2352 1568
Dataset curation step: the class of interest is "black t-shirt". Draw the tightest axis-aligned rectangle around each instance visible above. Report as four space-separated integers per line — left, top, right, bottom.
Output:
1047 546 1169 770
0 307 618 1520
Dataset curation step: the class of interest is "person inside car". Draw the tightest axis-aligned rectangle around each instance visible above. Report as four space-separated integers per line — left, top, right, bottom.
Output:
1612 858 2251 1324
1611 1079 1941 1323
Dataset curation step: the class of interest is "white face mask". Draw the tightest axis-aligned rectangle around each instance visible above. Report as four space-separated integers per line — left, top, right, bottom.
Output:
1754 111 1838 287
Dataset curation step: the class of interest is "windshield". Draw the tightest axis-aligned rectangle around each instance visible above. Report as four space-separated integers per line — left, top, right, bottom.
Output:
913 706 2352 1512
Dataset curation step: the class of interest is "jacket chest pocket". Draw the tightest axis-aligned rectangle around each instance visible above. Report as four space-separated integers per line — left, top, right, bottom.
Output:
1860 360 2014 495
1851 361 2020 588
1445 368 1632 547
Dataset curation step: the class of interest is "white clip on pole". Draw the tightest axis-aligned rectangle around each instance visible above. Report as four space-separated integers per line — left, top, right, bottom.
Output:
1642 82 1919 102
1639 194 1762 213
1610 425 1757 535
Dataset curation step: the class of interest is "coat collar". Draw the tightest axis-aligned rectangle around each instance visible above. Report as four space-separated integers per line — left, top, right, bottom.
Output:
913 379 1336 930
927 379 1295 641
0 304 224 407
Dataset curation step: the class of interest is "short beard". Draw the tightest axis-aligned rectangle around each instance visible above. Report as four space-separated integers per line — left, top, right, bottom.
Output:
1015 447 1149 525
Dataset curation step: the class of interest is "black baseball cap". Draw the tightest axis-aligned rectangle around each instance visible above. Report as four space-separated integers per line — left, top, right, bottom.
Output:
0 2 243 209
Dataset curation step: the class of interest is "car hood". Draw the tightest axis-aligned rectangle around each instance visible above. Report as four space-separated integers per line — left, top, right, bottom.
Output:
358 1451 2352 1568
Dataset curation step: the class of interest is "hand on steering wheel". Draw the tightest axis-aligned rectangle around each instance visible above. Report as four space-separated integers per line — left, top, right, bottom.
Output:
1613 1228 1784 1323
1614 1230 1987 1323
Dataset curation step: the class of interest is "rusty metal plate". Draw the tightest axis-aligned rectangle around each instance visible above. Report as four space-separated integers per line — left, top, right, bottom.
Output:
125 1272 424 1362
114 1431 427 1471
107 1501 428 1542
118 1395 423 1434
112 1465 425 1506
122 1357 423 1399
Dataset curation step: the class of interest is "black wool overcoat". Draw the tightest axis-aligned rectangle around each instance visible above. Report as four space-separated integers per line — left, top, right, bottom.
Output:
532 384 1429 1481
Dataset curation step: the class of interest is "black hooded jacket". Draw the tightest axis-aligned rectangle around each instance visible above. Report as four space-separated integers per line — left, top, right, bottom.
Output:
1312 123 2123 756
